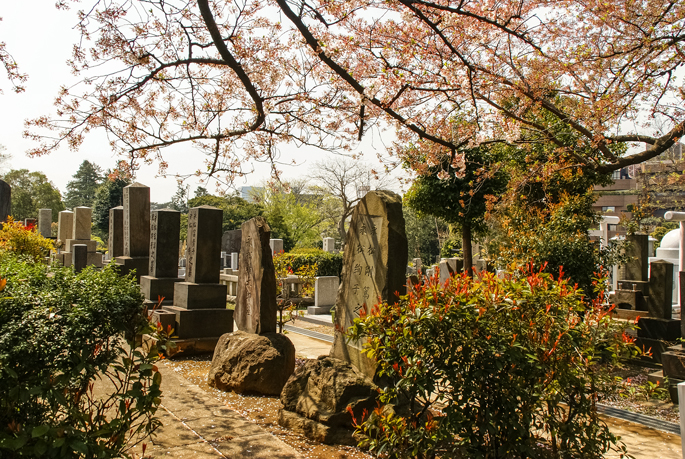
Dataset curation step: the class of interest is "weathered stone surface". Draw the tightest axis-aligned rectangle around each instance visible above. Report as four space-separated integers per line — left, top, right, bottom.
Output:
662 351 685 380
57 211 74 243
235 217 278 334
123 183 150 257
140 276 182 304
186 206 222 284
647 260 673 319
270 238 284 255
0 179 10 223
72 207 92 240
208 331 295 395
637 317 681 341
439 257 463 285
173 282 227 309
108 206 124 258
72 244 88 273
221 229 242 254
162 306 234 339
624 234 649 281
323 237 336 253
66 239 97 253
149 209 181 278
331 191 407 378
38 208 52 238
278 356 377 445
308 276 339 314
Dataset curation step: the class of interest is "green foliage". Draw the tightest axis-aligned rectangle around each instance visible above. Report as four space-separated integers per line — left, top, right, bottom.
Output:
490 192 626 298
92 175 131 239
276 248 343 277
403 207 444 266
348 267 637 459
0 217 54 261
439 231 462 258
64 160 104 209
187 194 264 233
0 254 163 458
2 169 65 221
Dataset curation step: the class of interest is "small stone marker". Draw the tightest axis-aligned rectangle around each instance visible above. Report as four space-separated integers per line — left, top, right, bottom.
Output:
235 217 278 334
624 234 649 281
57 211 74 243
0 179 10 223
270 238 284 255
72 244 88 273
159 205 231 339
140 209 183 305
38 209 52 238
221 229 242 254
108 206 124 258
307 276 339 315
439 258 463 284
323 237 336 253
231 252 239 270
116 183 150 280
331 190 407 378
412 257 422 274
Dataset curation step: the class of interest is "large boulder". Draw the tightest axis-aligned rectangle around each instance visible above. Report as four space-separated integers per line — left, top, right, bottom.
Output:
278 356 377 445
208 330 295 395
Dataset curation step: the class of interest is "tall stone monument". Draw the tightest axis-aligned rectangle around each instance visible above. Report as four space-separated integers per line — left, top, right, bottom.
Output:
157 206 231 340
140 209 183 305
0 179 10 223
108 206 124 259
57 207 103 268
116 183 150 280
331 191 407 378
221 229 242 254
235 217 278 334
57 211 74 245
38 209 52 238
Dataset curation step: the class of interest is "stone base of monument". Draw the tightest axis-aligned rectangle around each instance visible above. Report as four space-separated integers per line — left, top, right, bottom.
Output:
66 239 97 252
277 356 377 445
208 331 295 395
142 334 226 358
55 251 103 268
161 306 234 339
306 305 333 315
610 308 645 321
637 317 681 341
115 256 149 280
150 309 176 331
140 276 182 303
173 282 228 309
634 337 676 365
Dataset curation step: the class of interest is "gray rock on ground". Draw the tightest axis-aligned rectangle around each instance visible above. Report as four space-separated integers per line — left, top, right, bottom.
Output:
278 356 378 445
208 330 295 395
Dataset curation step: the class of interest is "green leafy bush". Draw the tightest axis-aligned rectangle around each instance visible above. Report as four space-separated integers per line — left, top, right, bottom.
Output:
0 254 163 458
278 248 343 277
348 266 637 459
0 217 54 262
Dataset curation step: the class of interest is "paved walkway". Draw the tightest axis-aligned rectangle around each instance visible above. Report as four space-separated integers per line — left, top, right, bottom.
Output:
128 330 682 459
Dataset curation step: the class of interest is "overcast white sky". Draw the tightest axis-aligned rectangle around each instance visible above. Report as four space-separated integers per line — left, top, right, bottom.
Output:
0 2 397 203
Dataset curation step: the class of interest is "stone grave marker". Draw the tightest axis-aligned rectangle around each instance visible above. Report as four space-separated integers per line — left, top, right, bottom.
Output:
307 276 339 315
58 207 102 268
221 229 242 254
156 206 231 340
330 190 407 378
413 257 422 274
38 209 52 238
323 237 336 253
140 209 183 305
108 206 124 259
0 179 10 223
72 244 88 273
57 211 73 244
270 238 284 255
231 252 239 270
235 217 278 334
116 183 150 280
439 258 463 284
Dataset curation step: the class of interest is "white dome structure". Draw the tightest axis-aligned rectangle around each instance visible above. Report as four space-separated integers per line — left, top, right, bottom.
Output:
656 228 680 259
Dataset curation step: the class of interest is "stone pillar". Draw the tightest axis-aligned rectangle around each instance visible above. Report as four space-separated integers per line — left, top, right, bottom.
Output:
59 207 102 268
307 276 339 315
624 234 649 281
0 179 10 223
331 190 407 378
221 229 242 254
108 206 124 259
648 260 674 319
412 257 422 274
72 244 88 273
231 252 239 270
38 209 52 238
323 237 336 253
140 209 183 306
57 211 74 243
115 183 150 280
235 217 278 334
270 238 284 255
160 206 231 340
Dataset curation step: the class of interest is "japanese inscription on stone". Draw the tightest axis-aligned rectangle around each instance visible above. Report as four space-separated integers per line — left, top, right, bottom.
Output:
186 211 198 280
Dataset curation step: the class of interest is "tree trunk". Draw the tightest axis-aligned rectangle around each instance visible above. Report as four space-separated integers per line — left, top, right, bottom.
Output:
462 223 472 277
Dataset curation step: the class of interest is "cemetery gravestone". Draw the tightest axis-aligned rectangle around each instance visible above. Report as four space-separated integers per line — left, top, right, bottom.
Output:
270 238 284 255
231 252 239 270
331 190 407 378
116 183 150 280
0 179 10 223
307 276 339 315
72 244 87 273
221 229 242 254
140 209 183 305
158 206 231 339
58 207 102 268
38 209 52 238
57 211 73 244
108 206 124 259
413 257 422 274
323 237 336 253
235 217 278 334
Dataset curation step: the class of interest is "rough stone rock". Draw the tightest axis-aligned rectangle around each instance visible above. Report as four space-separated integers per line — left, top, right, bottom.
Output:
207 330 295 395
278 356 377 445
